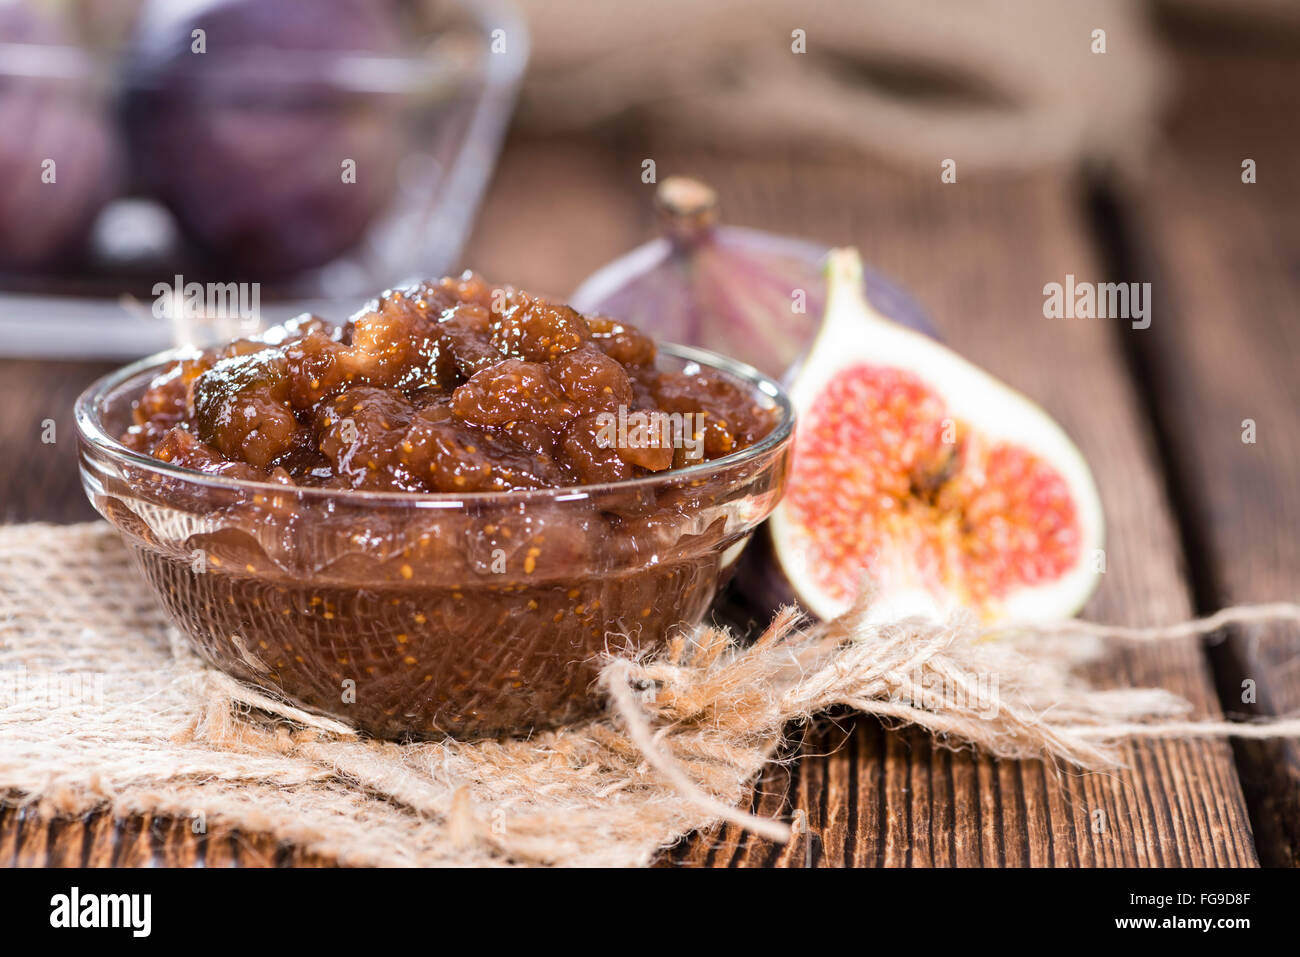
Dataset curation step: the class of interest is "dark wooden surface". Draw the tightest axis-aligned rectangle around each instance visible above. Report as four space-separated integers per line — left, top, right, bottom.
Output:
2 37 1298 867
1122 43 1300 866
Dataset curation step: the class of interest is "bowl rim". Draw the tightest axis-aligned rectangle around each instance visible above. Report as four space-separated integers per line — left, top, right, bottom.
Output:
75 340 796 506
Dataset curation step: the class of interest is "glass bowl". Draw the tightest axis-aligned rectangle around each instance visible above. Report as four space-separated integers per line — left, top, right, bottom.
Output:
75 344 794 740
0 0 528 359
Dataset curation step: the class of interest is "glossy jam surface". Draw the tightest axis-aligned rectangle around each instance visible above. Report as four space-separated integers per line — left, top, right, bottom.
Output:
122 273 775 491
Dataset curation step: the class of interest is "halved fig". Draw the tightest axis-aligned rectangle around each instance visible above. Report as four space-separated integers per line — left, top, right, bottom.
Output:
768 249 1105 622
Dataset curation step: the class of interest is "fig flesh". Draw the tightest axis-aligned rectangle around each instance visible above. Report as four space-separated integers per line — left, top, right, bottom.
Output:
766 249 1104 623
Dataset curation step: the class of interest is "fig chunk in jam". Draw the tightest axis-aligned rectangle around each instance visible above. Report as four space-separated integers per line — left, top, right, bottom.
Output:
124 273 775 490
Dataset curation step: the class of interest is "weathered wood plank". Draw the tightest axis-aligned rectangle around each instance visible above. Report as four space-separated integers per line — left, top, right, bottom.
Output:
1123 42 1300 866
0 360 113 524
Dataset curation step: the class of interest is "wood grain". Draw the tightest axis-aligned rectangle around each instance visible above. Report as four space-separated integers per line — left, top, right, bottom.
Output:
1121 42 1300 865
0 360 113 524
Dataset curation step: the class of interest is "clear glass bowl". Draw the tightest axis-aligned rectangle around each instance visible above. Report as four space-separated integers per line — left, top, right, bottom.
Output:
76 344 794 740
0 0 528 358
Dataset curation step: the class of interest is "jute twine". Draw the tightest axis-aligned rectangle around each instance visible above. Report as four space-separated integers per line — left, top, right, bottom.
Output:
2 522 1299 865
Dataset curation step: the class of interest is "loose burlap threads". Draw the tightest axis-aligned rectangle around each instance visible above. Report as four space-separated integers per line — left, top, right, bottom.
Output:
2 522 1299 866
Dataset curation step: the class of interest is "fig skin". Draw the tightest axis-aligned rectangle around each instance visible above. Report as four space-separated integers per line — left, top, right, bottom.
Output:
0 0 120 270
570 177 938 380
120 0 405 278
732 523 800 621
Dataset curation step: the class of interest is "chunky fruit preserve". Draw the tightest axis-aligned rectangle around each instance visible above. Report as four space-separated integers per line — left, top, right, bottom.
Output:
101 274 788 739
122 272 774 489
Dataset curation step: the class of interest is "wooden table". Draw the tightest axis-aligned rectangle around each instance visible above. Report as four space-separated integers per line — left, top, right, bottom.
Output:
2 35 1297 868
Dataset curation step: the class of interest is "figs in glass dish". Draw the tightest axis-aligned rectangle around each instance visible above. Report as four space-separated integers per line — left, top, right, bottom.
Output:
120 0 408 278
0 0 121 270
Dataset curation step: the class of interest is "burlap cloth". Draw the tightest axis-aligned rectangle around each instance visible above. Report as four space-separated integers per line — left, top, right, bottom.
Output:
1 522 776 866
516 0 1170 173
3 522 1298 867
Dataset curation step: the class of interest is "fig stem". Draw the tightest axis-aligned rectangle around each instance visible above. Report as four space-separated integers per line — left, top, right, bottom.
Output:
823 247 889 335
827 247 864 289
655 176 719 247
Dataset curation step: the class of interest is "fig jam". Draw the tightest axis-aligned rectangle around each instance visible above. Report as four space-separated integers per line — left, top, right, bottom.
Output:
109 274 785 739
123 273 774 489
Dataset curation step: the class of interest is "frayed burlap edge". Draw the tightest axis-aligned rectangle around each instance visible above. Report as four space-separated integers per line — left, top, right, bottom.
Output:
3 522 1299 866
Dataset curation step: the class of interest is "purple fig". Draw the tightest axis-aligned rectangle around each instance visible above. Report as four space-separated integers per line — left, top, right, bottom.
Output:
0 0 120 271
570 176 937 380
121 0 406 278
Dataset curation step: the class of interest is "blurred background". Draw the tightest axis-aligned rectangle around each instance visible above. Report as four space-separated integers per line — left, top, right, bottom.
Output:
2 0 1300 866
0 0 1294 333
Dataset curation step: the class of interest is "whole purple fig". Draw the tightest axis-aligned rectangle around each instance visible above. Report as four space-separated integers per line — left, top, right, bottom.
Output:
571 177 937 380
0 0 120 271
121 0 406 278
